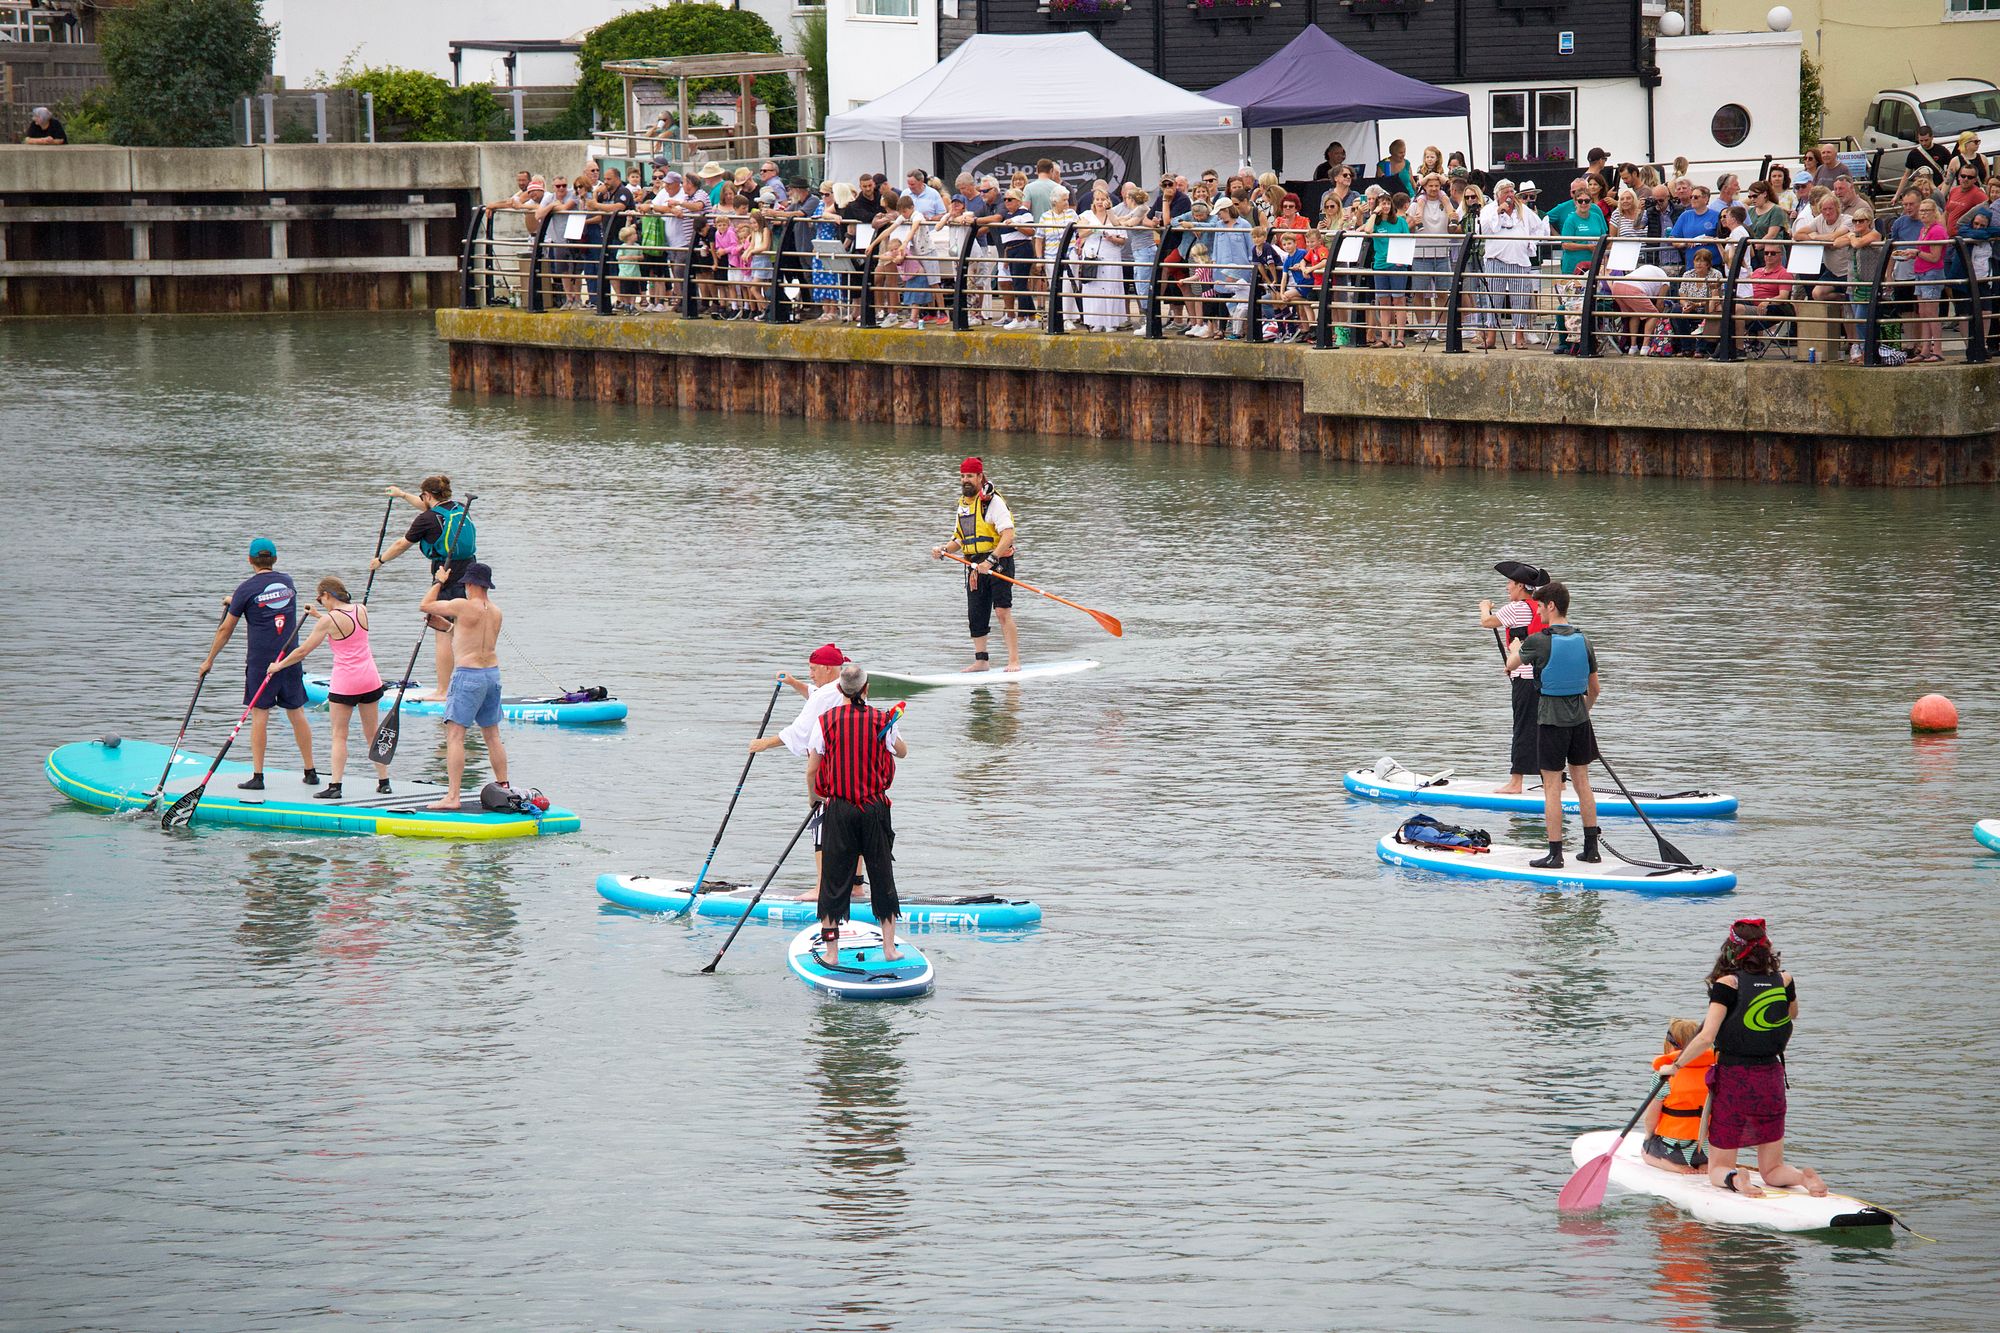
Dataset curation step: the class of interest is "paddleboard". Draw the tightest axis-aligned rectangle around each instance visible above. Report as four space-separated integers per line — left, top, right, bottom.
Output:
304 675 627 726
1345 760 1737 819
1570 1131 1893 1232
45 738 579 839
594 874 1042 929
1977 819 2000 853
787 922 933 1000
1376 829 1736 895
866 659 1099 696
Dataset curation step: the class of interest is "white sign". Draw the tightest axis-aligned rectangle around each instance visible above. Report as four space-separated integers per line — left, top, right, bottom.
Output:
1385 235 1416 267
1337 235 1365 264
1788 243 1825 274
1608 240 1643 273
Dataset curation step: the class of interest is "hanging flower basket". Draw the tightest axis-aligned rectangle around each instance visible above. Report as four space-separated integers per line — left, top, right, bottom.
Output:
1040 0 1131 17
1189 0 1279 30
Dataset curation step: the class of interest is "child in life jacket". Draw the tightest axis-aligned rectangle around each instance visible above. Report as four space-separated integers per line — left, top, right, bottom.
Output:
1641 1018 1714 1174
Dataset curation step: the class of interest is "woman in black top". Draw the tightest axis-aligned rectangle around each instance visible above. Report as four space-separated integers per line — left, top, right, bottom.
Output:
1662 919 1829 1198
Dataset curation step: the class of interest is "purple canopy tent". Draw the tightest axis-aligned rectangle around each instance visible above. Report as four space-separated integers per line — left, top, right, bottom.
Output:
1204 25 1471 173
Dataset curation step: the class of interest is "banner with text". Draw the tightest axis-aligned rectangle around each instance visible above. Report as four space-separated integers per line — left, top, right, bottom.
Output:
935 138 1142 201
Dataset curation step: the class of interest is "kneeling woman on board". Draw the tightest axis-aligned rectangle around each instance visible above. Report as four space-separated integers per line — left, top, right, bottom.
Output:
1640 1018 1712 1175
1662 919 1829 1198
266 577 392 800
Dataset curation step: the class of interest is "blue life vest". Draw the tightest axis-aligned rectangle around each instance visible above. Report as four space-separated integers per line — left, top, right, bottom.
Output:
1539 627 1590 697
419 501 476 564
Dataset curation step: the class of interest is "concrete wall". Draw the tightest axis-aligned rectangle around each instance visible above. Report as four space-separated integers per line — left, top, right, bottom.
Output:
1654 30 1801 173
1703 0 2000 139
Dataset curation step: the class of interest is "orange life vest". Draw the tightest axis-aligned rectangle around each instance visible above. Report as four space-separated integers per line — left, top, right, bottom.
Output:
1651 1047 1715 1140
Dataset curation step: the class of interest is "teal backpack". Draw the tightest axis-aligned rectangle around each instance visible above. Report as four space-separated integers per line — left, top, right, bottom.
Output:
419 501 476 563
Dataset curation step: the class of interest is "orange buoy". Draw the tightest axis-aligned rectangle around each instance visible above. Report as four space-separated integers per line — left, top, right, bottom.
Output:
1911 694 1959 733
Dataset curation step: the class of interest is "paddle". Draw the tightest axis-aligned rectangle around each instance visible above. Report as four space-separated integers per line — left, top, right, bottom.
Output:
674 678 787 918
359 494 397 605
368 625 428 767
160 673 278 830
144 607 231 811
1595 745 1696 868
939 550 1122 637
1559 1075 1667 1212
699 804 817 975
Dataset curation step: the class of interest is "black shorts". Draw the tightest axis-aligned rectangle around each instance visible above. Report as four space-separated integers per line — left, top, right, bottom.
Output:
817 797 899 927
327 683 386 707
966 554 1015 639
1538 717 1599 771
246 660 306 711
1643 1133 1708 1169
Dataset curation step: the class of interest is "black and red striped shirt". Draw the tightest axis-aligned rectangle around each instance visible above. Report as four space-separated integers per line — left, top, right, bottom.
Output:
811 698 897 806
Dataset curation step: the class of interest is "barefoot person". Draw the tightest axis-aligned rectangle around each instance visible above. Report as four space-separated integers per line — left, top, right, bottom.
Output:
748 642 864 900
1478 560 1548 795
1661 919 1829 1200
197 538 319 791
369 476 476 700
1640 1018 1713 1175
1504 581 1602 868
930 456 1020 672
805 663 908 966
263 577 392 799
418 562 507 811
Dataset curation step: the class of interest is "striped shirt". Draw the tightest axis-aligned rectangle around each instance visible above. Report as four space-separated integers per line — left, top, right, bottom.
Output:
810 697 899 806
1496 600 1535 680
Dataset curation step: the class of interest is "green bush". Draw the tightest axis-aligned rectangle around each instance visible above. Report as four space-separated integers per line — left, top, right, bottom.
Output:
101 0 278 147
56 87 114 144
333 66 504 141
1799 53 1825 152
796 6 827 135
569 5 796 139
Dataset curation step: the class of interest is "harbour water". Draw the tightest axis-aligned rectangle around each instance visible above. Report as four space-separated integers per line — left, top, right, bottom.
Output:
3 314 1998 1330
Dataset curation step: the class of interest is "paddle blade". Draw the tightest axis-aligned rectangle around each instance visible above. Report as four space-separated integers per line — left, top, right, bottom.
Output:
1090 608 1124 638
1655 833 1695 868
369 713 401 766
1557 1151 1615 1213
160 787 202 830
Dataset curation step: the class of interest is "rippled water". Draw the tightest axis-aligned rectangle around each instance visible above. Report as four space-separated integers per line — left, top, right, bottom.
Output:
3 314 1998 1330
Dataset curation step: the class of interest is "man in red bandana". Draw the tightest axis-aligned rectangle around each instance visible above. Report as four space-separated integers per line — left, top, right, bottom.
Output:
930 456 1020 672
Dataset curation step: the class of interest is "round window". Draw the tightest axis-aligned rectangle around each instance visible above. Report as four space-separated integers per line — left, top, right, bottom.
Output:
1711 104 1751 149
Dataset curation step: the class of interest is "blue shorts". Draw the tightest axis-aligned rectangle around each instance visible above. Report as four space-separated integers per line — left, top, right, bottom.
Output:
1374 269 1410 294
246 658 305 711
444 666 503 729
1914 282 1944 301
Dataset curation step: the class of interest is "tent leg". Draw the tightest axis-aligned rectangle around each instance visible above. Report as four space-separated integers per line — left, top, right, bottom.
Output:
1238 128 1250 172
1464 113 1475 172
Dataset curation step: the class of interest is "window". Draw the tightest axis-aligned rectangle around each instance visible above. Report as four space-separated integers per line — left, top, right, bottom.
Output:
853 0 917 16
1490 88 1575 167
1945 0 1998 17
1711 103 1750 149
1918 87 2000 136
1871 98 1919 142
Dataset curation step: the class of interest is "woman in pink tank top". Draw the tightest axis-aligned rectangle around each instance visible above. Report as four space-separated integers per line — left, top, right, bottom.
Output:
266 576 391 800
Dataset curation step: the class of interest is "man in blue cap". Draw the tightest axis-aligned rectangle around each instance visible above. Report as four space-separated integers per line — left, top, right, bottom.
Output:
197 537 319 791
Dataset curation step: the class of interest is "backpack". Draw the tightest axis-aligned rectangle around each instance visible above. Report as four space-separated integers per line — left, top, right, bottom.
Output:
1396 814 1492 852
560 686 612 703
420 501 476 564
481 782 549 816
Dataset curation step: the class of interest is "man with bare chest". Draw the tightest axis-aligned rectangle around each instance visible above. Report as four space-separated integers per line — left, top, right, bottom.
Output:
418 562 508 810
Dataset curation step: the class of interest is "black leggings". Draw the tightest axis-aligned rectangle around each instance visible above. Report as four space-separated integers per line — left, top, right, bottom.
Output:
1509 676 1540 777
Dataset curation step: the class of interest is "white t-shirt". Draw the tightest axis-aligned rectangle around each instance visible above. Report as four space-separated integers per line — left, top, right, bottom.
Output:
779 679 846 757
1495 600 1535 680
1618 264 1669 298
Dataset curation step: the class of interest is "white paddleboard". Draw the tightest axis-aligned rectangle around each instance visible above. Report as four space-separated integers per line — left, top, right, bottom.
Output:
1570 1131 1893 1232
867 659 1099 694
1378 830 1736 895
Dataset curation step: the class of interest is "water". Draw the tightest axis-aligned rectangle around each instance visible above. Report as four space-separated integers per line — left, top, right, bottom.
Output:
3 314 1998 1331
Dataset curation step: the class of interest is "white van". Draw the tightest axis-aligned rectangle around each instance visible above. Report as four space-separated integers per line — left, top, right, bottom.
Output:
1861 79 2000 153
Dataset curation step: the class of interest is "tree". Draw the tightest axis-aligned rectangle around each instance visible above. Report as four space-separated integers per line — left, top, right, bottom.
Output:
796 6 827 135
567 5 796 139
101 0 278 147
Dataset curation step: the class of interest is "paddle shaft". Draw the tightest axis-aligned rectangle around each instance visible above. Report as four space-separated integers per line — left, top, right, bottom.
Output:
359 495 396 605
148 607 234 804
1558 1076 1668 1211
161 671 277 828
699 804 816 974
680 679 786 911
1594 746 1693 867
939 550 1122 637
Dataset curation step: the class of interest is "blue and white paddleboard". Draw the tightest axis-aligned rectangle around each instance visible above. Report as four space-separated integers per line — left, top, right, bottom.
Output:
595 874 1041 929
1345 760 1737 819
1570 1131 1893 1232
304 675 627 726
1977 819 2000 853
867 659 1098 696
787 922 933 1000
1376 830 1736 895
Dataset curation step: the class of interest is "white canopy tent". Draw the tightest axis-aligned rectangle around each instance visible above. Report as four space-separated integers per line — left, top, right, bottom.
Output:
826 32 1238 183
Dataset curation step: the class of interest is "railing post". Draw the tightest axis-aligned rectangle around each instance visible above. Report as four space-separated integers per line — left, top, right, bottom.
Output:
312 91 328 144
1243 258 1263 343
1142 226 1169 339
679 233 701 319
364 91 375 144
1045 218 1081 335
1859 241 1896 366
511 90 526 144
1714 234 1752 362
1314 230 1342 350
460 215 480 308
859 236 881 329
1957 237 1989 365
595 210 623 316
260 92 275 145
481 208 498 307
526 210 553 314
950 220 980 332
1575 232 1611 358
764 213 793 324
241 95 253 147
1443 231 1475 354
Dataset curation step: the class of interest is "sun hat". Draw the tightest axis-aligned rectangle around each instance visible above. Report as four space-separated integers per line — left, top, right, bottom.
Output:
462 562 495 589
698 163 725 180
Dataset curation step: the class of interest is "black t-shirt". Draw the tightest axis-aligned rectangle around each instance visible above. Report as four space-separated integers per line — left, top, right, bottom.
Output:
405 510 469 578
1904 144 1949 180
26 115 66 144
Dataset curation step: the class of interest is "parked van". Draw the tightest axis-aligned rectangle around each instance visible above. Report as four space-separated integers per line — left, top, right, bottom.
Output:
1861 79 2000 153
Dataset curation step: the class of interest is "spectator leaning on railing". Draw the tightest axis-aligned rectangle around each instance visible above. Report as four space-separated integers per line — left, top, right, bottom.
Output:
22 106 66 145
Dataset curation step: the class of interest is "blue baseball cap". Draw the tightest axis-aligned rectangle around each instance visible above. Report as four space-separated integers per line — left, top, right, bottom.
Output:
248 537 276 558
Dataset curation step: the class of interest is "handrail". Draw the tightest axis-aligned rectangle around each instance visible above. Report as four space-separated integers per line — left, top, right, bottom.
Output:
678 228 701 320
593 208 627 316
1044 217 1082 336
1314 231 1342 350
950 220 982 332
482 208 502 308
1142 231 1171 339
1442 230 1475 354
1957 237 1990 365
1243 258 1263 344
763 213 793 324
1575 232 1611 358
858 229 886 330
458 213 481 308
1713 230 1752 361
1859 239 1895 367
525 209 554 314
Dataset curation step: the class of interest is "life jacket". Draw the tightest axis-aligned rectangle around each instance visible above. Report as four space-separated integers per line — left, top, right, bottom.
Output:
955 485 1007 560
419 500 476 564
1718 971 1793 1061
1651 1047 1716 1140
1538 626 1590 697
1506 598 1548 644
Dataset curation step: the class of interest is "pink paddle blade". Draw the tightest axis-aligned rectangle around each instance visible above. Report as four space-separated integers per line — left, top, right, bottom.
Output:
1557 1152 1614 1212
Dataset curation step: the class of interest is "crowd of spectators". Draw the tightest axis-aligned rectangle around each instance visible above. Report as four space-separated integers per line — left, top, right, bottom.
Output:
480 132 1999 362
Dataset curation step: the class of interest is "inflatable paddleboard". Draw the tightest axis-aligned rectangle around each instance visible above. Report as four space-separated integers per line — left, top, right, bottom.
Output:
867 659 1099 695
1570 1131 1893 1232
1977 819 2000 853
594 874 1041 929
1377 830 1735 895
45 738 579 839
1345 760 1737 819
788 922 933 1000
304 675 627 726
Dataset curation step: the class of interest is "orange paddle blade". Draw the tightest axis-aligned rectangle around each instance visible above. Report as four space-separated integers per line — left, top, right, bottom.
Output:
941 552 1123 637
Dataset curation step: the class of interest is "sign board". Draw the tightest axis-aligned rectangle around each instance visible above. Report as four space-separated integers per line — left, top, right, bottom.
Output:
935 138 1140 204
1558 31 1575 55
